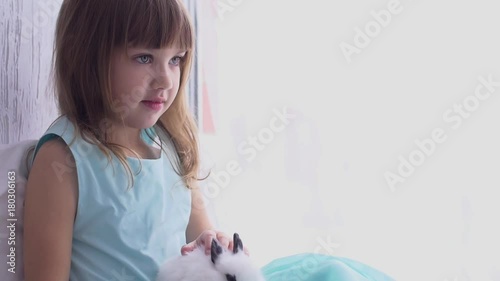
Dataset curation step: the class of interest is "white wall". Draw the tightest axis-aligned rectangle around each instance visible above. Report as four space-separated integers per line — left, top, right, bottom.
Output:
0 0 59 144
202 0 500 280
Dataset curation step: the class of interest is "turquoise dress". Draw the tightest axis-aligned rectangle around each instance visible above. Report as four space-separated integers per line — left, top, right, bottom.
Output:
31 116 192 281
261 253 395 281
31 116 395 281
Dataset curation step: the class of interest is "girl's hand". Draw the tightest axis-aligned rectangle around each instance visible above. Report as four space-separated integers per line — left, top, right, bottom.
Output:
181 230 249 256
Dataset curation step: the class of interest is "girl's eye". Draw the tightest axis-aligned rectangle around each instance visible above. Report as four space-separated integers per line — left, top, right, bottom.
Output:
170 56 184 66
136 55 152 64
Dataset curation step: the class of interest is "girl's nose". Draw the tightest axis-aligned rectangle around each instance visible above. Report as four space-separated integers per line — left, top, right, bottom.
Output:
151 68 173 90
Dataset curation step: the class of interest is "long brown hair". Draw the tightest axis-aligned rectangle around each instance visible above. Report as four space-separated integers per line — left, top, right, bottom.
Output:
53 0 200 189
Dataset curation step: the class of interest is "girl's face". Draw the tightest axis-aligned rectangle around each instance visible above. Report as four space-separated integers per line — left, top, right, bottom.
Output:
109 45 187 129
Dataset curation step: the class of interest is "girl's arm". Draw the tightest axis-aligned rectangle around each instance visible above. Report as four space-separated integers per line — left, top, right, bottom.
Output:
185 185 214 244
183 183 250 256
181 188 249 255
23 138 78 281
182 185 231 254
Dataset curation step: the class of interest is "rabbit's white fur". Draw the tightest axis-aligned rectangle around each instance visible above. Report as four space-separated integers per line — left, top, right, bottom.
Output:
156 235 265 281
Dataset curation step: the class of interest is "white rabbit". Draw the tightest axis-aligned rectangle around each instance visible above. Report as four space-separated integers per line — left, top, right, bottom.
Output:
156 233 266 281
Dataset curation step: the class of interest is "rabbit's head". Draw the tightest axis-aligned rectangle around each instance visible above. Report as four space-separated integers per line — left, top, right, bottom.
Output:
210 233 265 281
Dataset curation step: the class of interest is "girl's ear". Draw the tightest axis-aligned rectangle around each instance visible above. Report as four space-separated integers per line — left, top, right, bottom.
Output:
233 233 243 254
211 239 223 264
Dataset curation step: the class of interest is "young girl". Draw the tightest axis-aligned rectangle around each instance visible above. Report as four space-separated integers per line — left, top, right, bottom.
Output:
24 0 233 280
23 0 396 280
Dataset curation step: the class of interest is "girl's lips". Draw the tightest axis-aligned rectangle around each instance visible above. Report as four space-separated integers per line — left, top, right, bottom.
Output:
141 100 164 111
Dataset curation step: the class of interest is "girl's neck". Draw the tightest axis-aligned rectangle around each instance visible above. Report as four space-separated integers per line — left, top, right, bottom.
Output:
105 124 160 159
107 125 140 142
107 125 142 147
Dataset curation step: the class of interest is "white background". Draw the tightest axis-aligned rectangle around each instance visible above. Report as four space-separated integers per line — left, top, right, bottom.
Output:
202 0 500 280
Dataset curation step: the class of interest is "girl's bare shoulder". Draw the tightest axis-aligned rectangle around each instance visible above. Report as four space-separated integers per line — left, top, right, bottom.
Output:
28 136 78 195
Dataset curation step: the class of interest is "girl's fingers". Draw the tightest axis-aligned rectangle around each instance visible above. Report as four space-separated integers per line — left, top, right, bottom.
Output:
184 230 237 256
203 231 217 255
216 232 230 250
181 241 196 255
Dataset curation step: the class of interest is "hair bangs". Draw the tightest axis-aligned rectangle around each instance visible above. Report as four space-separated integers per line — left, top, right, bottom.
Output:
122 0 193 50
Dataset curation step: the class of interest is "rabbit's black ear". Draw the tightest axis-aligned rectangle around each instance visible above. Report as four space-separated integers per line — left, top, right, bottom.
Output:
233 233 243 254
211 239 223 264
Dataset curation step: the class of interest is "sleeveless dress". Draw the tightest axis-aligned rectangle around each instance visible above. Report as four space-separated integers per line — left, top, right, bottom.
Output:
30 116 192 281
30 116 395 281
